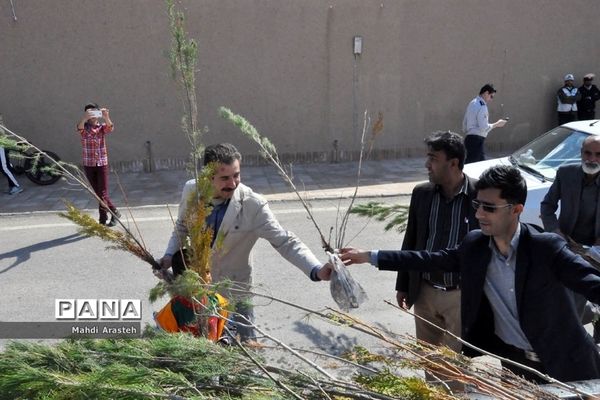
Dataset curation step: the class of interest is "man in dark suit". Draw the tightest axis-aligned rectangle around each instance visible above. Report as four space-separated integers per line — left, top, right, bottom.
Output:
541 135 600 245
342 165 600 383
541 135 600 340
577 74 600 120
396 131 478 358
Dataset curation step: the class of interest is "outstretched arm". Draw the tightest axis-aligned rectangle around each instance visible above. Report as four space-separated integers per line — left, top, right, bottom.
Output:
339 248 371 265
255 201 327 281
340 246 461 273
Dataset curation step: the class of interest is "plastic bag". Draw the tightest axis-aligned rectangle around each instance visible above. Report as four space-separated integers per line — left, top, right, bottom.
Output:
328 251 367 311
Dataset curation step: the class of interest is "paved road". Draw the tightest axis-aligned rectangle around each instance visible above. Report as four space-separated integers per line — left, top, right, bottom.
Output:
0 198 415 359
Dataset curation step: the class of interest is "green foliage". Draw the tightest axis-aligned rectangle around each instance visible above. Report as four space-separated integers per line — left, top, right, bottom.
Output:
26 151 67 176
0 127 73 176
149 269 207 302
350 201 410 233
167 0 197 85
167 0 203 177
184 163 217 280
59 202 159 269
355 372 439 399
195 162 216 202
218 107 278 160
0 333 266 399
148 268 232 302
3 333 458 400
0 134 23 151
342 345 388 365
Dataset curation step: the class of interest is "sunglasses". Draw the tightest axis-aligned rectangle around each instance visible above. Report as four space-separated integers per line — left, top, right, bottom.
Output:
472 200 513 213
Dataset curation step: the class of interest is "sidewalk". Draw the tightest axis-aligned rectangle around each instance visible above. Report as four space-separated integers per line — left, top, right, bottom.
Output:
0 158 427 214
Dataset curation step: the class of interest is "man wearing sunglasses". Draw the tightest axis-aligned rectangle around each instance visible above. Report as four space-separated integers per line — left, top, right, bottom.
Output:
341 165 600 383
462 84 508 164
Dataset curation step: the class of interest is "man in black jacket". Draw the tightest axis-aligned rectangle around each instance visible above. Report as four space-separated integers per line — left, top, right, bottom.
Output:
577 73 600 120
396 131 478 358
540 135 600 341
342 166 600 383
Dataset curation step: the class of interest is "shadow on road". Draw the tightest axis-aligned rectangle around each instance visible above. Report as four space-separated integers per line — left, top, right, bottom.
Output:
0 233 86 274
293 320 358 353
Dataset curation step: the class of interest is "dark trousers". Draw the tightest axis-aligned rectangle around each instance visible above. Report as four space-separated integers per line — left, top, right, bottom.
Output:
558 111 576 126
464 135 485 164
497 341 547 383
171 249 256 341
572 292 600 343
84 165 115 223
578 110 596 120
0 147 19 189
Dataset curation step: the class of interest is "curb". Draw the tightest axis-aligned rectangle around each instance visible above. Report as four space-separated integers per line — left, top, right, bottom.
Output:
0 181 424 216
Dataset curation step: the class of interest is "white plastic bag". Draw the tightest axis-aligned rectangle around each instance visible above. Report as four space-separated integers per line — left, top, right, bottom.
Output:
328 251 367 311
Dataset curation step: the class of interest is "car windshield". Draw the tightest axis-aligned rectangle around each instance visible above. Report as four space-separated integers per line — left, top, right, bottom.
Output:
509 126 589 181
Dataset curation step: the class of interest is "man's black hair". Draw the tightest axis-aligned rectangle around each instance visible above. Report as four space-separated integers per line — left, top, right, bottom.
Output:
479 84 497 95
203 143 242 166
475 165 527 205
84 103 99 111
425 131 466 170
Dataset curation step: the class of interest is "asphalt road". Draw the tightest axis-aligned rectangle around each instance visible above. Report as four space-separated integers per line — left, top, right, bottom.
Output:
0 198 415 360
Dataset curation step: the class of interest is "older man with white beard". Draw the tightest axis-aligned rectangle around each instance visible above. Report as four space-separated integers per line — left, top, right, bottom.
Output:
541 135 600 341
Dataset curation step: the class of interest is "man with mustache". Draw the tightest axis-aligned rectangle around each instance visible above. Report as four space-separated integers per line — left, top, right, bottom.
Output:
395 131 478 388
157 143 332 341
541 135 600 341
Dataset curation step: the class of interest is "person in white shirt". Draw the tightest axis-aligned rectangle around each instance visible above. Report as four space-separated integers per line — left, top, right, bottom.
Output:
462 83 508 164
557 73 580 125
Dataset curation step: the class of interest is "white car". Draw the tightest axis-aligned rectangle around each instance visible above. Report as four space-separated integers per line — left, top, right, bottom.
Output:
463 120 600 225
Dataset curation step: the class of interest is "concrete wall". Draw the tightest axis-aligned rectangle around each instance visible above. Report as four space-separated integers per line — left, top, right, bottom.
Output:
1 1 599 171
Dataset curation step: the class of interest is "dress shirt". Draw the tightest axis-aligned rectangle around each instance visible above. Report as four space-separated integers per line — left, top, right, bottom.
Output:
421 178 470 287
462 96 492 138
484 224 533 351
206 198 230 247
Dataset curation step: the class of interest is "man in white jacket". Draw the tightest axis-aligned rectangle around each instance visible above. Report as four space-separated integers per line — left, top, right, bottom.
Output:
158 143 332 340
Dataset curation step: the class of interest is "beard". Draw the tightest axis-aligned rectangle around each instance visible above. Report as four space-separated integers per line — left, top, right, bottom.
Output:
582 162 600 175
